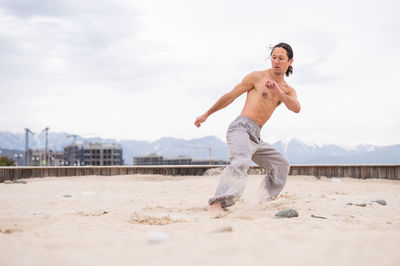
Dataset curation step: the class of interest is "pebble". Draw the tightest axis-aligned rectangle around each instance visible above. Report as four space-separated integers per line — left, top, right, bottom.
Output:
212 226 233 233
62 194 72 198
3 180 27 184
275 208 299 218
148 231 169 244
373 199 387 206
14 180 27 184
347 202 367 207
311 214 327 219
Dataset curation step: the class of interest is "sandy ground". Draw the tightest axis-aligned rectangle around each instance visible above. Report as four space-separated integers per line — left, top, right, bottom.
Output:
0 174 399 266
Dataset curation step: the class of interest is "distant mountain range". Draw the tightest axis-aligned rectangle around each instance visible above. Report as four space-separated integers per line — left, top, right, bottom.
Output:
273 139 400 164
0 131 399 165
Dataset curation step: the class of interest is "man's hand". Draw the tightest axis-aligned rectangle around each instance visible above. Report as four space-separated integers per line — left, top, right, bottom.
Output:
194 113 208 128
265 79 282 96
265 79 301 113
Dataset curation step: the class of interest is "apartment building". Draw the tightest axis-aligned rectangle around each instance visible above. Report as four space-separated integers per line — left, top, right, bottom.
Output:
64 143 123 166
133 154 228 165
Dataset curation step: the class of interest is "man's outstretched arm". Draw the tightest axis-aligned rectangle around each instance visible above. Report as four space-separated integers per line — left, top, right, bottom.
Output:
265 80 301 113
194 72 256 128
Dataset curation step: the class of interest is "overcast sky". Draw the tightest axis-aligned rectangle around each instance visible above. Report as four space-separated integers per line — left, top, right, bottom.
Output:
0 0 399 147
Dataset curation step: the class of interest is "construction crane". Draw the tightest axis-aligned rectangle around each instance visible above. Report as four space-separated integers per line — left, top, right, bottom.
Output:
67 134 78 144
25 128 34 166
184 145 213 165
42 127 49 166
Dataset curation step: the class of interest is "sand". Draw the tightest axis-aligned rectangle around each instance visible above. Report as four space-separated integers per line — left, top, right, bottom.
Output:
0 174 399 266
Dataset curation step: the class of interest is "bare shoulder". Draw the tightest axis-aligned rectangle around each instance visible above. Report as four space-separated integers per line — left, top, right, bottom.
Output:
229 71 261 96
242 70 264 83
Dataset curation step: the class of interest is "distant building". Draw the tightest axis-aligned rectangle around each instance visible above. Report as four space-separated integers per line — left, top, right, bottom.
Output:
64 143 123 166
133 153 228 165
26 149 64 166
133 153 163 165
63 144 84 166
0 149 25 166
49 150 64 166
191 159 229 165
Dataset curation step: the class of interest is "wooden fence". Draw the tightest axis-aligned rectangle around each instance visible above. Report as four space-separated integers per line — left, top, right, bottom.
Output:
289 165 400 180
0 165 399 182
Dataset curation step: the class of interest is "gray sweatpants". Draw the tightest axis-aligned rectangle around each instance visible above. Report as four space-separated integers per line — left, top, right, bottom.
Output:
209 115 290 208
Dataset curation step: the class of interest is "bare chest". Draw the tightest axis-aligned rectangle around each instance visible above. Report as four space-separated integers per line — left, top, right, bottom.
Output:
254 80 288 106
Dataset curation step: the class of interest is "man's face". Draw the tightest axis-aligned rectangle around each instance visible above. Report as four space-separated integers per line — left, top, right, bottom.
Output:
271 47 293 76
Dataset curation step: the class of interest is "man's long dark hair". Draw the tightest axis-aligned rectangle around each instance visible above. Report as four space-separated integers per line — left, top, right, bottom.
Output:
270 42 293 76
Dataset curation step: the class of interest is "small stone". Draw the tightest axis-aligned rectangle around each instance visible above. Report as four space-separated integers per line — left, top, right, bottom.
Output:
102 210 108 215
355 203 367 207
62 194 72 198
148 231 168 244
373 199 387 206
4 180 13 184
212 226 233 233
311 214 327 219
348 202 367 207
14 180 27 184
275 208 299 218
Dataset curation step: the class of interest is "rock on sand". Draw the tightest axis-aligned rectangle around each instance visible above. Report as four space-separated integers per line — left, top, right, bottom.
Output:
275 208 299 218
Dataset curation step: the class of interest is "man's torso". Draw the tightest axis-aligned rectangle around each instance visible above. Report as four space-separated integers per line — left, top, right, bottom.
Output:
241 69 290 127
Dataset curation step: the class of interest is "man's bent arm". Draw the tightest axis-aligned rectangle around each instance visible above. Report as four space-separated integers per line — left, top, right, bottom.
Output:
194 72 256 127
279 88 301 113
265 80 301 113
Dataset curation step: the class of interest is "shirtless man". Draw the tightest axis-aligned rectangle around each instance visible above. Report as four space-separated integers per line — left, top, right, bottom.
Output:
194 42 301 213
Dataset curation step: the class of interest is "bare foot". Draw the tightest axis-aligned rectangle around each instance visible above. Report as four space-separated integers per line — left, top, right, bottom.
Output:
209 202 224 217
